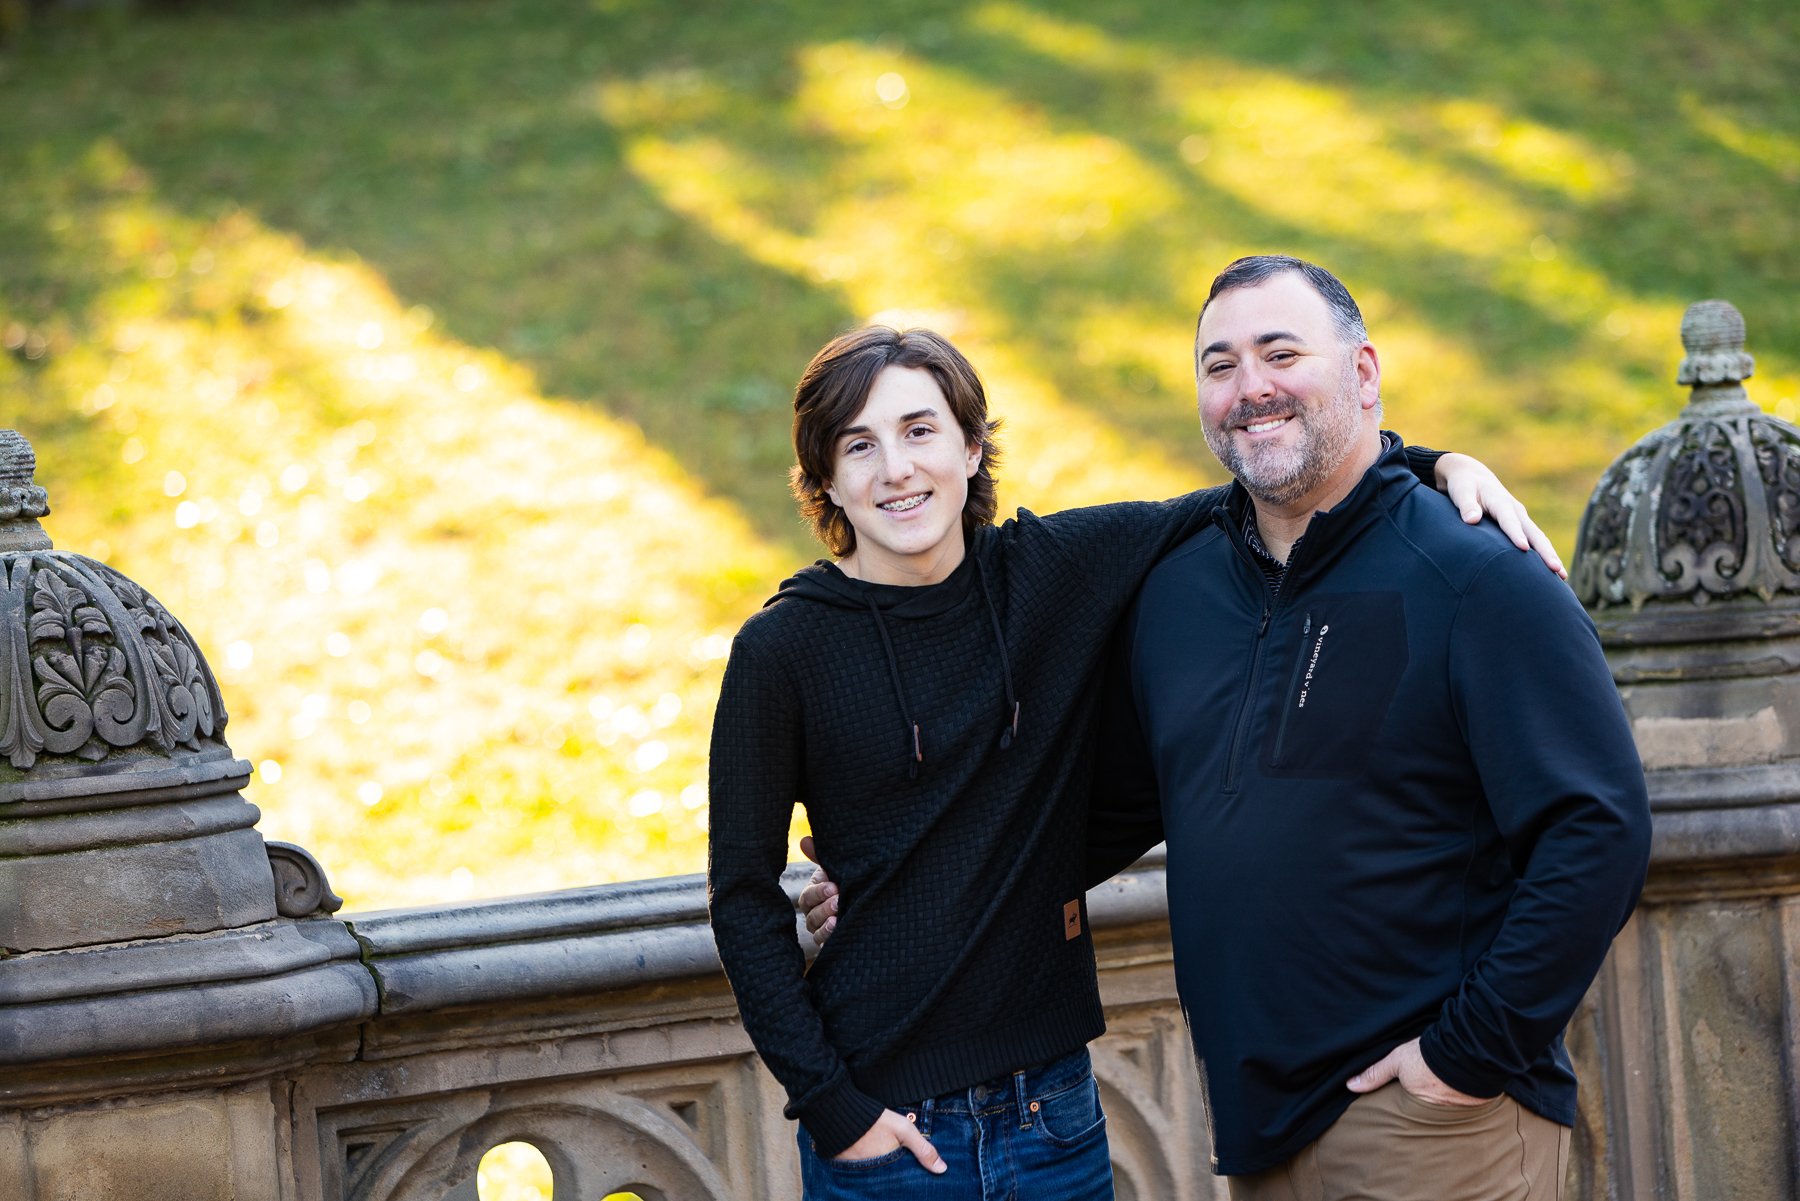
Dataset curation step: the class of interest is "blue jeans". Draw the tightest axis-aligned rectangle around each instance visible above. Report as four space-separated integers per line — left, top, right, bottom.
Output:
796 1048 1114 1200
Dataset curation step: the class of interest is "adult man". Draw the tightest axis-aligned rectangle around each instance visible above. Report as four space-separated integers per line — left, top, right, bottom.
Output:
1086 256 1651 1199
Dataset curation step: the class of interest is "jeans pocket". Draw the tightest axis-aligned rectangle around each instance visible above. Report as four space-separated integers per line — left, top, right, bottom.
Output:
817 1143 914 1172
1033 1074 1106 1147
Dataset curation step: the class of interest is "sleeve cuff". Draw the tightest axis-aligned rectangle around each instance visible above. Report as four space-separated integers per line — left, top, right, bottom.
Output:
795 1074 888 1159
1417 1025 1509 1100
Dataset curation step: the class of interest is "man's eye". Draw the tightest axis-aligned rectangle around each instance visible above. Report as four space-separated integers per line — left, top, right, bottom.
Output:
1206 361 1234 375
1267 351 1296 364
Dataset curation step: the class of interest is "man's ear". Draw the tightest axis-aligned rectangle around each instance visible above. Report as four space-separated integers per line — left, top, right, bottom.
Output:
1355 343 1382 410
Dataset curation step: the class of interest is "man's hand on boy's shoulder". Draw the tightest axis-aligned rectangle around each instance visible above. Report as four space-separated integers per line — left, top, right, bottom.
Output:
798 835 839 946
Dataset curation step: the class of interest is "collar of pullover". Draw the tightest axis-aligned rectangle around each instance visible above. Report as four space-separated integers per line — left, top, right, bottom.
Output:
764 528 1020 777
1217 432 1420 593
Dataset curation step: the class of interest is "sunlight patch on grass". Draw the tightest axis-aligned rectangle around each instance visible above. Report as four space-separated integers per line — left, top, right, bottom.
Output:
969 2 1151 74
601 14 1800 548
1431 99 1631 201
3 140 794 908
613 134 817 280
790 41 1178 261
1679 92 1800 181
1160 63 1632 325
610 42 1203 509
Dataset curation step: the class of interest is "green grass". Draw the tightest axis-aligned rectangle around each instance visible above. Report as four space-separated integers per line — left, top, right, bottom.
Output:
2 0 1795 908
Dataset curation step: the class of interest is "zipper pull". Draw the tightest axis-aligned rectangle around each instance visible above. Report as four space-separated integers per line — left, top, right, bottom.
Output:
1303 613 1312 636
1258 605 1271 636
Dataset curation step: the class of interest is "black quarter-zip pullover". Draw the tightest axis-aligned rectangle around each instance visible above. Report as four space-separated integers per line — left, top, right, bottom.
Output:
1091 435 1651 1176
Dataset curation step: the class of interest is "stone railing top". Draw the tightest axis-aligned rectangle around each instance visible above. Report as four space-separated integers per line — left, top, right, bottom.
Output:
346 847 1172 1017
0 851 1172 1080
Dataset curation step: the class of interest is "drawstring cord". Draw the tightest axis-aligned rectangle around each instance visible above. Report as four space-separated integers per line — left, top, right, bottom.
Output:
974 558 1022 750
861 553 1023 778
865 595 924 779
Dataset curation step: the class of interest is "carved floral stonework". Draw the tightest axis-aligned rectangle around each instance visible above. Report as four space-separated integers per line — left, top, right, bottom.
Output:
1658 420 1745 594
1752 420 1800 575
1572 300 1800 610
0 552 227 771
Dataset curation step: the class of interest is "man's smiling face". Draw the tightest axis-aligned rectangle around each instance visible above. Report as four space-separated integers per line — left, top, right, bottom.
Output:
1195 271 1378 508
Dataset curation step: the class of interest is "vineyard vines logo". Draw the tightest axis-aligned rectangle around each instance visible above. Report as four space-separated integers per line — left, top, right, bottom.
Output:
1296 624 1330 709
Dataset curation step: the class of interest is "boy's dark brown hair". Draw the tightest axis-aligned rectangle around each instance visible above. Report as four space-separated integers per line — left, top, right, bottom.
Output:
790 326 1003 557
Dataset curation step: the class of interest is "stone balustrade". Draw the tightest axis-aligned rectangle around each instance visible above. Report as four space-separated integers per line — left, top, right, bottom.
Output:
1 850 1216 1201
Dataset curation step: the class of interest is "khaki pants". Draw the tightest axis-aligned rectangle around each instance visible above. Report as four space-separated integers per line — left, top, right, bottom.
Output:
1226 1082 1570 1201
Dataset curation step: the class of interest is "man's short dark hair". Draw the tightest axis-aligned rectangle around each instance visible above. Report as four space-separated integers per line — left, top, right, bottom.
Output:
790 326 1003 557
1196 256 1368 366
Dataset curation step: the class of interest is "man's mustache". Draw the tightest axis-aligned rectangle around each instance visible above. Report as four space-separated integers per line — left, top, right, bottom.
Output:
1219 398 1300 430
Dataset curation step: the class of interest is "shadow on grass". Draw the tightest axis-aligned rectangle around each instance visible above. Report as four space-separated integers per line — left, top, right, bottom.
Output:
3 0 1796 543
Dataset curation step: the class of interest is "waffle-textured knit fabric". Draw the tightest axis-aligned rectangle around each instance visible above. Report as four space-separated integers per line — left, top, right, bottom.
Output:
707 492 1229 1157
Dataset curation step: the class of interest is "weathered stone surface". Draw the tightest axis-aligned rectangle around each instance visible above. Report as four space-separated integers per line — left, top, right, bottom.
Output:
21 1086 281 1201
1569 304 1800 1201
0 918 377 1076
0 1113 29 1201
0 551 231 776
1653 900 1796 1195
347 865 812 1015
0 798 276 951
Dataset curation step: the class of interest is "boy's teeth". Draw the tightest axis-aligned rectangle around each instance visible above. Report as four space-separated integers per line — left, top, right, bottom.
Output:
881 494 927 511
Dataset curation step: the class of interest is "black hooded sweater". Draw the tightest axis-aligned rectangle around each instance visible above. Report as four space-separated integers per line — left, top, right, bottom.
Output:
707 454 1443 1157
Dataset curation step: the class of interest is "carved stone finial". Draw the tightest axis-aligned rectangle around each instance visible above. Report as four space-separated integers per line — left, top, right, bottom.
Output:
1571 300 1800 610
0 432 230 774
0 429 53 553
1676 300 1755 391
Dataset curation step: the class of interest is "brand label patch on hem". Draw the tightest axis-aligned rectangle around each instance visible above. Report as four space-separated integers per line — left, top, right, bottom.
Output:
1063 899 1082 941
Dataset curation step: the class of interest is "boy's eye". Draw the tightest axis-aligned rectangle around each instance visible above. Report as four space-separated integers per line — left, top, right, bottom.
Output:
843 439 872 455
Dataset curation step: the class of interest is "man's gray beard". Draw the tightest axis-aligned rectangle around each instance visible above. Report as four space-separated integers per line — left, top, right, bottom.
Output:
1204 373 1364 508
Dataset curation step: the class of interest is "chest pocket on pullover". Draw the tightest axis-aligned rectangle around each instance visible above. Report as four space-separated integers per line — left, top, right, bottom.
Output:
1263 592 1408 779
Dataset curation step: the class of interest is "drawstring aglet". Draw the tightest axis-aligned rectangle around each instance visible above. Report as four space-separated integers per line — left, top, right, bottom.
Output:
999 701 1021 750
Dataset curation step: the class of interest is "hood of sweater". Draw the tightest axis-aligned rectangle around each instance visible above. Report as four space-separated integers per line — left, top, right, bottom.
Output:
764 528 1021 777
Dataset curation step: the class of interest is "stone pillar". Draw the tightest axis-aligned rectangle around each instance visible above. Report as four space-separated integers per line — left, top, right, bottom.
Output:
0 429 375 1200
1569 302 1800 1199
